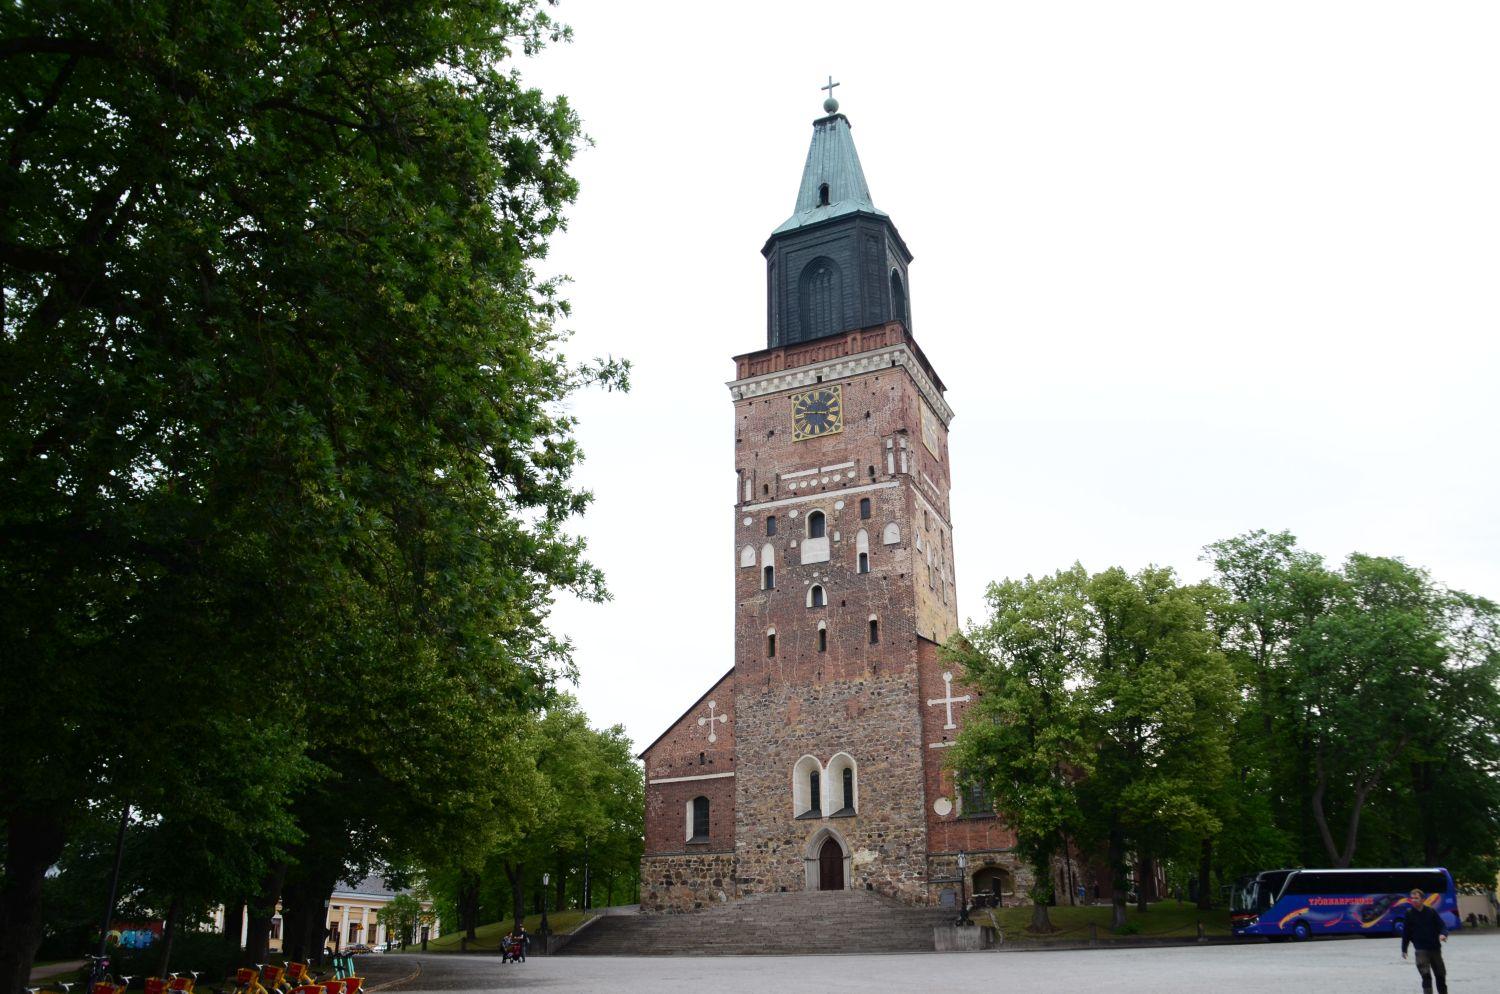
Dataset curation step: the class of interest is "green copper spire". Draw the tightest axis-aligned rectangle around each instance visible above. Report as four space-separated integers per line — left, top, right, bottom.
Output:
761 89 912 348
771 96 887 236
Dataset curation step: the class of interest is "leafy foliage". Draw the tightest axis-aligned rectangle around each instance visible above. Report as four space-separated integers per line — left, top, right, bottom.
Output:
956 531 1500 932
1 0 625 988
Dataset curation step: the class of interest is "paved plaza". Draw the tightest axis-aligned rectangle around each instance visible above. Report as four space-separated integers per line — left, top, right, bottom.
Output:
360 931 1500 993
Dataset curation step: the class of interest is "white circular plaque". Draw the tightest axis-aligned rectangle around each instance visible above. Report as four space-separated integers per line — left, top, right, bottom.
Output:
933 797 953 817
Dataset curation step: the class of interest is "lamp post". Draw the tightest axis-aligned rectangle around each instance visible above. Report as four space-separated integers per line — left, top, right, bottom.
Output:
957 850 974 926
538 872 552 944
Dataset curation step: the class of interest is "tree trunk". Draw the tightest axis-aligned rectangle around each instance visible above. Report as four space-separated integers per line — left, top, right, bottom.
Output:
1196 838 1214 910
0 812 68 994
290 877 339 968
1027 849 1055 932
246 862 288 963
458 870 480 941
156 895 183 978
1108 827 1128 930
222 898 246 951
503 861 525 932
1135 855 1151 913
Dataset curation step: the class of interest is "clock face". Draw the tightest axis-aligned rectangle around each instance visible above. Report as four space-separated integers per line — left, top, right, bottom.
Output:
791 385 843 441
920 400 941 456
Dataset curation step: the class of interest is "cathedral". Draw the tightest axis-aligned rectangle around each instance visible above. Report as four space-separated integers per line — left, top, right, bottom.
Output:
638 92 1023 912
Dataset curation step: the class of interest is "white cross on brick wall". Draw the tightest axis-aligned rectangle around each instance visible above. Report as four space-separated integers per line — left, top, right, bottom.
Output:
697 700 728 744
926 672 971 730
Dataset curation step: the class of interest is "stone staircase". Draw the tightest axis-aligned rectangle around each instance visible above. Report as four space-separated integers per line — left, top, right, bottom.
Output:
561 889 954 955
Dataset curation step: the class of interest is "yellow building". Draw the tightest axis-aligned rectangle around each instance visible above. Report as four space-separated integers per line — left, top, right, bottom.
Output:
214 876 439 952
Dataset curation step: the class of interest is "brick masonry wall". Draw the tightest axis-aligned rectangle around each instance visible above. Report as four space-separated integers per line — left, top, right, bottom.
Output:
728 352 955 905
919 638 1017 861
642 670 736 857
640 853 740 914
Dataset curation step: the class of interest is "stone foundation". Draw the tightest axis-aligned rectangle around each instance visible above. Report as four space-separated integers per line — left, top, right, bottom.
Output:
640 852 739 914
926 850 1030 907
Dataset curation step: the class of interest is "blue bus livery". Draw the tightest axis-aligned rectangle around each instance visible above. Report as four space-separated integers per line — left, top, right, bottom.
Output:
1231 867 1460 940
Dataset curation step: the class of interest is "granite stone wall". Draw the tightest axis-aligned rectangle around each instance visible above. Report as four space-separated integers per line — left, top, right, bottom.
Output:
639 853 739 914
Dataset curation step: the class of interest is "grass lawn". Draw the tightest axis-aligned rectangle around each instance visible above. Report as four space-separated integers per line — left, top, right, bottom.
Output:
421 911 597 953
988 900 1232 943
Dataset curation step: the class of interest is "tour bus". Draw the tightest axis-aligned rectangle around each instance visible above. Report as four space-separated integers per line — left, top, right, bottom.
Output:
1232 867 1460 940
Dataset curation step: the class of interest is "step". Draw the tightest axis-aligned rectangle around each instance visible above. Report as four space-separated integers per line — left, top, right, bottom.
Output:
562 890 953 956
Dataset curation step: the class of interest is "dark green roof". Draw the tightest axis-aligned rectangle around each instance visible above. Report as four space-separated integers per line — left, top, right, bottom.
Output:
771 113 888 236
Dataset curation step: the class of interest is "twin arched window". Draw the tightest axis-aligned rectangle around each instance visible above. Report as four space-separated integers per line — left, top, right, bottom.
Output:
794 754 859 819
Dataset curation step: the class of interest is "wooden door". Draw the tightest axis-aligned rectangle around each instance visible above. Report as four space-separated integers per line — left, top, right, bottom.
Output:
818 838 844 891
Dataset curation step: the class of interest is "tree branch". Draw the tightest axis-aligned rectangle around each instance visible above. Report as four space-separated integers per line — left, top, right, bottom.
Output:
0 37 113 60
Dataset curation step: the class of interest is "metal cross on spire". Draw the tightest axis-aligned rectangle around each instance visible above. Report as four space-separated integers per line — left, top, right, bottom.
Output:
821 75 840 113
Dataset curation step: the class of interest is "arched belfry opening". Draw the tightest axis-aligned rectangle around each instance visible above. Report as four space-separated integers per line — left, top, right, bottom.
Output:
890 269 908 329
817 182 830 206
797 257 843 344
803 827 851 891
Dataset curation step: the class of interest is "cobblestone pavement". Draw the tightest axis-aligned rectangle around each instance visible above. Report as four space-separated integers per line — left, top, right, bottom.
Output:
359 931 1500 993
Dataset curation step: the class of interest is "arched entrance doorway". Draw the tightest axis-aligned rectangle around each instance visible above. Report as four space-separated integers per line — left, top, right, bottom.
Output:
802 827 850 891
818 838 845 891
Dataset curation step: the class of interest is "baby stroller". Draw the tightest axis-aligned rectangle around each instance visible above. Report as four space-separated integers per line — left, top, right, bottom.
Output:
501 935 525 963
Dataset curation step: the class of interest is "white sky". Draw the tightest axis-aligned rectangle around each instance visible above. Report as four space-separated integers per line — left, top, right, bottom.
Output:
522 1 1500 751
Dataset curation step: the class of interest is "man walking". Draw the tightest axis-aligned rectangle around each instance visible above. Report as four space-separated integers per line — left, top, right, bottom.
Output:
1401 889 1449 994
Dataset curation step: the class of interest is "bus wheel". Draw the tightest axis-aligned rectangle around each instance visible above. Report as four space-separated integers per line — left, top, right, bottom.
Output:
1292 921 1312 941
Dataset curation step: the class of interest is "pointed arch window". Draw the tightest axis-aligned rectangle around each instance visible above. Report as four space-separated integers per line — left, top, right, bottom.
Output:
793 756 824 818
869 617 879 645
807 510 826 539
859 497 871 519
817 626 828 653
818 182 830 206
808 584 826 608
827 753 858 816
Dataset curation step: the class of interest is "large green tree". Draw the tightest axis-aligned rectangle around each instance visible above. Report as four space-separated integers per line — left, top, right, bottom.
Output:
949 567 1093 933
1078 567 1235 925
1 2 619 990
1207 532 1500 879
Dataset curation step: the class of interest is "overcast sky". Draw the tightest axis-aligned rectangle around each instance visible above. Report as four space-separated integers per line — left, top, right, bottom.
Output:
518 1 1500 751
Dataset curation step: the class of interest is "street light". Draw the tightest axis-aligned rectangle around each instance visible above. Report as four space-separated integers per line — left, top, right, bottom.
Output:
956 850 974 926
538 872 552 944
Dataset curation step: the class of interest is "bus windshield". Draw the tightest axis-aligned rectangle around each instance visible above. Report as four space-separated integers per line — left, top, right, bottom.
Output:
1232 870 1296 914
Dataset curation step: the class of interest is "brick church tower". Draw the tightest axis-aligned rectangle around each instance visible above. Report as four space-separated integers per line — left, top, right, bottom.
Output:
638 93 1020 913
